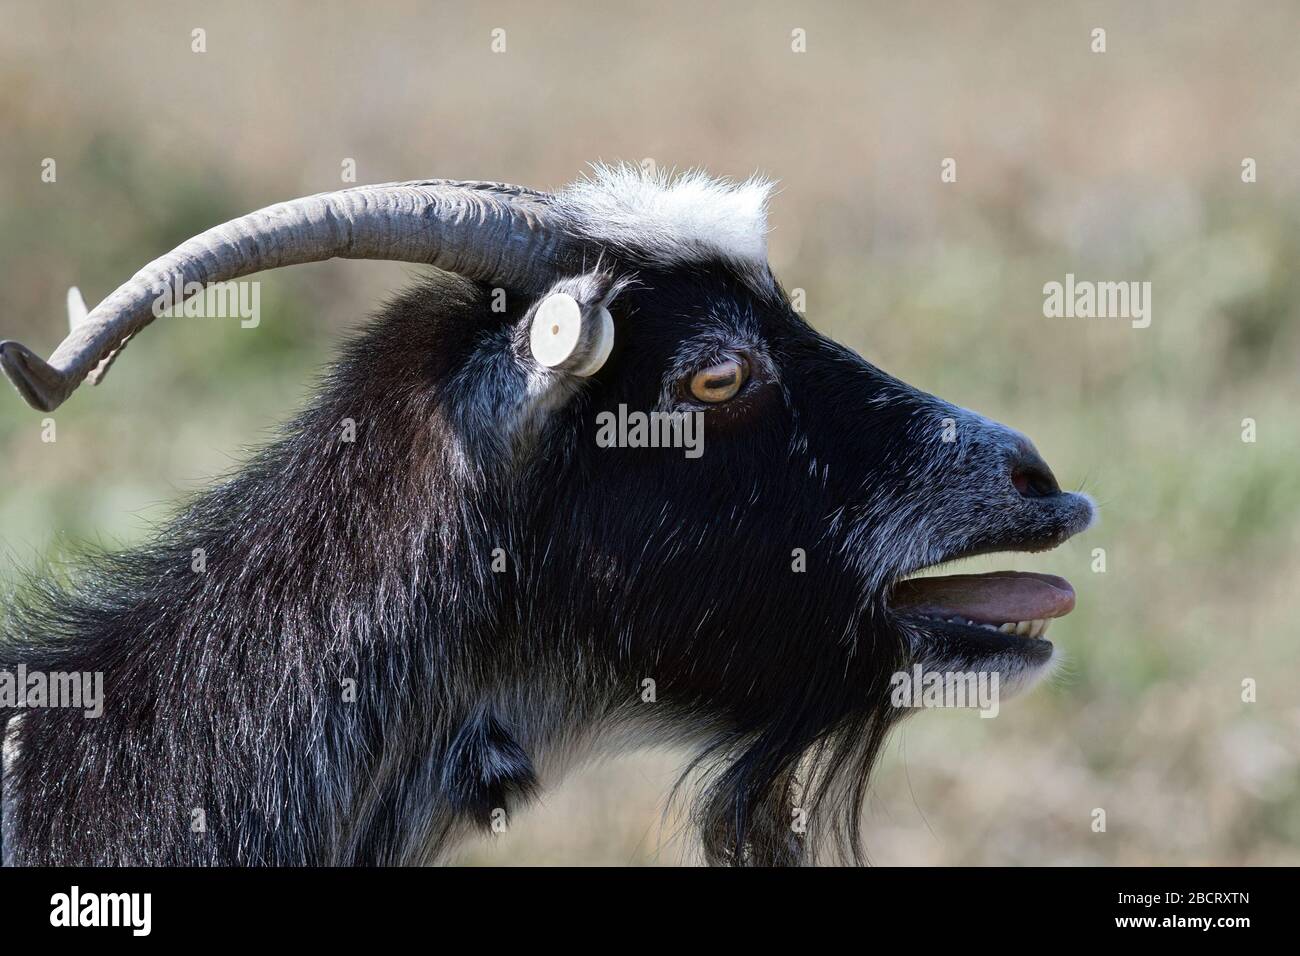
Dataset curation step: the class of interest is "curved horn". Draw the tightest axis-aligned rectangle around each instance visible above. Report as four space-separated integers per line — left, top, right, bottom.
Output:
0 180 577 411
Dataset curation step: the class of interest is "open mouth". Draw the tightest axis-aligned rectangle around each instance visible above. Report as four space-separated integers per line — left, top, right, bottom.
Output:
873 433 1096 677
885 495 1093 671
890 569 1075 650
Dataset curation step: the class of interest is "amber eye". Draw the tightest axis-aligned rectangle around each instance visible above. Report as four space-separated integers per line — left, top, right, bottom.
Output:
688 357 748 403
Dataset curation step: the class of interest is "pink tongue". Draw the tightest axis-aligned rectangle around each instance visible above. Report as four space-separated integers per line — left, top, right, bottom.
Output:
891 571 1075 623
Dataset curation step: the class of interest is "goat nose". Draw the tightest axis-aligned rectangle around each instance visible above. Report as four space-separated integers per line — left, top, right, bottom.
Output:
1008 442 1061 499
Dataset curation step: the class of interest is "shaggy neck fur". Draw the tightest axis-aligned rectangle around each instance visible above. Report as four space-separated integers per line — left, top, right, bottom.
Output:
2 280 554 865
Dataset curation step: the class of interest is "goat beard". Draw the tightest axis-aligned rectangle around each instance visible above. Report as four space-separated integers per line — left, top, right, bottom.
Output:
683 658 905 866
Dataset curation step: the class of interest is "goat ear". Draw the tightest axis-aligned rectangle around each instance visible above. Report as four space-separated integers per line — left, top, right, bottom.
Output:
519 271 630 379
439 709 538 827
529 292 613 376
491 271 631 450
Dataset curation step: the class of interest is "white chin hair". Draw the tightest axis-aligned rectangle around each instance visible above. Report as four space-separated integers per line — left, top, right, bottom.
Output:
911 640 1061 706
995 644 1061 700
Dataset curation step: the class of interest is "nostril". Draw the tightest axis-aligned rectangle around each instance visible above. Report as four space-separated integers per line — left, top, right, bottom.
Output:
1011 462 1060 499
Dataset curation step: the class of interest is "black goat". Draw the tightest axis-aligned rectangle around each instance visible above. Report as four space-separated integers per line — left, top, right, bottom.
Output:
0 166 1093 865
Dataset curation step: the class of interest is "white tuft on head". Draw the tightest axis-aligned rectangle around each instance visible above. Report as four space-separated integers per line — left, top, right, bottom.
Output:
554 164 775 272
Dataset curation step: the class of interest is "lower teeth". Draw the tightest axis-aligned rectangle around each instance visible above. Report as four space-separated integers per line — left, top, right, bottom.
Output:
922 615 1052 639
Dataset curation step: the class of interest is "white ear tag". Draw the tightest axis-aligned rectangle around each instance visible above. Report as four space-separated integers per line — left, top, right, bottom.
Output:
529 292 614 377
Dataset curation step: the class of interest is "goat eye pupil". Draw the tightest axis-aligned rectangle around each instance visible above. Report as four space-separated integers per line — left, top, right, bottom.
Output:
689 358 747 403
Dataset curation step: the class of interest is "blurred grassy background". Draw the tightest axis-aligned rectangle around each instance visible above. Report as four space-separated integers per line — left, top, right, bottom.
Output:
1 0 1297 864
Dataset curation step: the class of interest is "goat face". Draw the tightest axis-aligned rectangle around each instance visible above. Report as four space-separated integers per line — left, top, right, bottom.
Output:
459 260 1094 863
